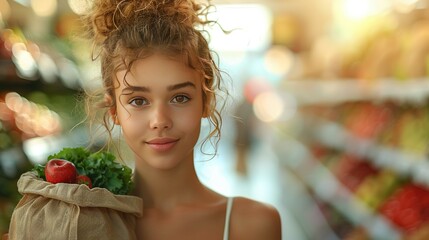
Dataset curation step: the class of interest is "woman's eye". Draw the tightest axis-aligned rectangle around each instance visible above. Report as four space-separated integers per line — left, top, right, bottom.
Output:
172 95 190 103
130 98 147 106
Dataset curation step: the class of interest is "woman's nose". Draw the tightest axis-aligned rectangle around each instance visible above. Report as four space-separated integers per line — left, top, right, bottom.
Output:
149 104 172 130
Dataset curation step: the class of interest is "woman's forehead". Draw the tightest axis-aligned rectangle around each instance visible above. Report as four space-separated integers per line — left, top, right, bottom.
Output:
114 54 201 88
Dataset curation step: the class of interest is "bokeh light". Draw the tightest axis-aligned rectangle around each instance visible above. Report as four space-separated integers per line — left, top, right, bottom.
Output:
5 92 23 113
11 43 37 79
263 45 295 77
203 4 271 52
31 0 57 17
4 92 62 138
253 91 284 123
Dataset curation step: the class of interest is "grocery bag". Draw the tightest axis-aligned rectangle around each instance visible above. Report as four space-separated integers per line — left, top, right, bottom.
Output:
8 172 143 240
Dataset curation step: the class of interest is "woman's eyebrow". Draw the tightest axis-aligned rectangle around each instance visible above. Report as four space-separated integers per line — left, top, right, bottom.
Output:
167 81 196 91
122 86 150 93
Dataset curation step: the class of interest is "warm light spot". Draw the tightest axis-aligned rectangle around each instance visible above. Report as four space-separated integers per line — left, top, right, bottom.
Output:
253 91 284 123
4 93 61 138
5 92 22 112
31 0 57 17
263 46 294 76
343 0 373 20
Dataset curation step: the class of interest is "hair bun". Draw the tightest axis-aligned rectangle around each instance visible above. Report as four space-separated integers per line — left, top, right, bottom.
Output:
84 0 208 47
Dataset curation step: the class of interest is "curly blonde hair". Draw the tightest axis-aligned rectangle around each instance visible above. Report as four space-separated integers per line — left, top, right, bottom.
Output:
82 0 227 156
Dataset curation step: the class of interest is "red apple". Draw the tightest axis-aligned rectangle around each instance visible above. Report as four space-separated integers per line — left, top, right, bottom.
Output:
77 175 92 188
45 159 77 184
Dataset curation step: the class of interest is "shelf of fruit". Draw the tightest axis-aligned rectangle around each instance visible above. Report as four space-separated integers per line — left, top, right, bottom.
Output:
308 116 429 187
272 135 403 239
282 79 429 105
298 98 429 187
275 96 429 239
309 143 429 239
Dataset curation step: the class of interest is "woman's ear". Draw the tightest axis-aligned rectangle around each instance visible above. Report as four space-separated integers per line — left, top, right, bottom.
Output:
110 109 120 125
202 102 212 118
202 92 212 118
202 108 208 118
104 94 120 125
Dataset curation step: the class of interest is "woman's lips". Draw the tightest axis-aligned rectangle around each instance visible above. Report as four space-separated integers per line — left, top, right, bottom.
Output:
146 138 179 152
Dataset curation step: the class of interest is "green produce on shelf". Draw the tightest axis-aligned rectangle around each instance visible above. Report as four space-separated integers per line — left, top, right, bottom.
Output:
355 170 404 211
398 108 429 157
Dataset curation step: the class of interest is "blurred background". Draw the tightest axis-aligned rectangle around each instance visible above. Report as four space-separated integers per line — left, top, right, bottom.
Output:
2 0 429 239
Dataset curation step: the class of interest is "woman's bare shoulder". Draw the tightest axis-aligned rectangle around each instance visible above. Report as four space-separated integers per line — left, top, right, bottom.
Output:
231 197 282 240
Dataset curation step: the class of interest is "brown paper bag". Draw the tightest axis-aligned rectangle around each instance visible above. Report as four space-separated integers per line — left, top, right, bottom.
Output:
8 172 143 240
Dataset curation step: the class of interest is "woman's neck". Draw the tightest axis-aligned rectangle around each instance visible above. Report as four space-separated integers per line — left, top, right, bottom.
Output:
133 157 210 212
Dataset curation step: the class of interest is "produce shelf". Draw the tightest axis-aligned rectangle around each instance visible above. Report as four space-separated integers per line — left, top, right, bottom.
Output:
309 117 429 187
272 132 403 240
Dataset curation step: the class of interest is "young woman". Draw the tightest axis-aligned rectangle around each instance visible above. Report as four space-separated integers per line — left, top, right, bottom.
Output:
84 0 282 239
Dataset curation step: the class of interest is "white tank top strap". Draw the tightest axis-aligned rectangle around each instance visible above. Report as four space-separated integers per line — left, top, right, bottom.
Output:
223 197 234 240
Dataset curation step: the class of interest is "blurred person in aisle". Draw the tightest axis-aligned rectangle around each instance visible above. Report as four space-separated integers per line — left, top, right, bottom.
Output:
233 97 253 176
233 78 271 176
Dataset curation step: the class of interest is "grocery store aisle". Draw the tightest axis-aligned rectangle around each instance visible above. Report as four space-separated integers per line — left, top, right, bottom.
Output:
195 119 310 240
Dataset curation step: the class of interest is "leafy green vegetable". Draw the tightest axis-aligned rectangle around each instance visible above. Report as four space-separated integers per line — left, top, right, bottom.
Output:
33 147 133 195
33 164 46 180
